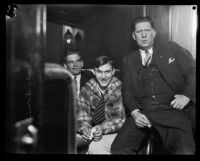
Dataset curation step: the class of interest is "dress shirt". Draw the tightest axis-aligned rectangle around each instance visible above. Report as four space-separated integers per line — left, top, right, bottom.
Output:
139 48 153 66
73 74 81 96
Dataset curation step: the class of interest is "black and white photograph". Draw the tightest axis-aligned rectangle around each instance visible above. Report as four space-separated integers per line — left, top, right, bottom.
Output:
5 4 197 155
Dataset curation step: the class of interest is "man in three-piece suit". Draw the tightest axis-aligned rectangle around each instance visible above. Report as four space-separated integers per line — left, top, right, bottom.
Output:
111 16 196 154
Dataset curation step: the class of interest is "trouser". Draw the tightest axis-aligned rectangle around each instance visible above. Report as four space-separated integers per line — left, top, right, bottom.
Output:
111 116 195 154
76 134 89 154
87 133 117 154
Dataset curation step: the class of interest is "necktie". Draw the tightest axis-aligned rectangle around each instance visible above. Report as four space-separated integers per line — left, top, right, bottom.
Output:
74 76 78 97
91 90 108 126
144 50 152 66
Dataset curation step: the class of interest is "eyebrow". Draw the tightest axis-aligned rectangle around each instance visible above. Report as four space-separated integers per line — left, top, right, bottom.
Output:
67 59 82 62
97 69 111 72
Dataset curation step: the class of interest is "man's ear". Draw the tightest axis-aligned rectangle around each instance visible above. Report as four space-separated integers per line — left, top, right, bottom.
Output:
132 32 136 40
63 64 67 69
93 68 97 76
152 29 156 38
112 68 115 76
80 61 84 68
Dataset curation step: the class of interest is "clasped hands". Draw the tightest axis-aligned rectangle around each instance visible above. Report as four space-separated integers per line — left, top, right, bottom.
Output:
81 125 103 142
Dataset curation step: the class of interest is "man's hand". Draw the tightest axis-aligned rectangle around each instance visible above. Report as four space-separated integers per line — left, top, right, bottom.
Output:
131 110 151 128
170 94 190 110
81 127 92 141
92 125 103 142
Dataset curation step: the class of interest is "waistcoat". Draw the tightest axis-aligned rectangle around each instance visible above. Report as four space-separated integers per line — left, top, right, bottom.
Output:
138 52 175 112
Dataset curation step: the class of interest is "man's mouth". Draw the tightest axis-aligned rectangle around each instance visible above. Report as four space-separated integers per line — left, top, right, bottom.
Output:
142 40 148 43
100 79 108 82
73 68 80 70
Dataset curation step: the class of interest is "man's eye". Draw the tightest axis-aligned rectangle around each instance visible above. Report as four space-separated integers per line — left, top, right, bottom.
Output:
137 30 142 32
77 60 82 63
97 71 102 74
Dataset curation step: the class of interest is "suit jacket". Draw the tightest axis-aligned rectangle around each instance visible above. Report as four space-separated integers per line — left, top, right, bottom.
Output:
80 70 94 89
122 41 196 129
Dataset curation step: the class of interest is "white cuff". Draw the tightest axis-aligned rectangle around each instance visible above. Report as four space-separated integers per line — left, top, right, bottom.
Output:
131 109 140 116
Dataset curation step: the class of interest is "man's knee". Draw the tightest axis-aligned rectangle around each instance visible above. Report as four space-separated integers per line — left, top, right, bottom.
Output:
88 140 106 154
76 134 89 154
88 134 117 154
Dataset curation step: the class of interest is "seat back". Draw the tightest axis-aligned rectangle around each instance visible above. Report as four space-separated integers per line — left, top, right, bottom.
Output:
37 63 76 154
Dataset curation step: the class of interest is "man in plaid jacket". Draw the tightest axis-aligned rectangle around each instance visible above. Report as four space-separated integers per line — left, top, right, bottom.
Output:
76 56 126 154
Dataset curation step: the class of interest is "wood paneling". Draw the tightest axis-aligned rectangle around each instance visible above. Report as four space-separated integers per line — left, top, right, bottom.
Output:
146 5 170 42
81 5 143 69
46 21 64 64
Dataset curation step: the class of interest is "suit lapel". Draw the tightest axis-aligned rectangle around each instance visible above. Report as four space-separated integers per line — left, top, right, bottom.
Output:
130 50 142 71
153 45 178 92
80 72 84 88
80 71 89 88
154 46 165 70
128 51 142 97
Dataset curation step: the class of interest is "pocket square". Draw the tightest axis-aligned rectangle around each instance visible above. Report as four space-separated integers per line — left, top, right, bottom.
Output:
168 57 175 64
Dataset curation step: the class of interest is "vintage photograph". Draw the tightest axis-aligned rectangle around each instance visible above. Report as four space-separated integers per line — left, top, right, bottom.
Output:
6 4 197 154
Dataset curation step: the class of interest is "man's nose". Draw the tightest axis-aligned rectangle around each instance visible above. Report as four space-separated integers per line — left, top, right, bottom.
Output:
102 72 106 78
74 61 78 66
141 31 147 38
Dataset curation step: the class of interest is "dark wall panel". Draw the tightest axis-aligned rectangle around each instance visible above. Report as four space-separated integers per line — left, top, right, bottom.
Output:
46 21 63 64
146 5 170 43
46 5 170 70
82 5 143 70
46 5 143 71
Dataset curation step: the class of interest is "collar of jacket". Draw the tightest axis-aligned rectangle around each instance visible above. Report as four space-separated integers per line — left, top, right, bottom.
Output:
86 76 121 99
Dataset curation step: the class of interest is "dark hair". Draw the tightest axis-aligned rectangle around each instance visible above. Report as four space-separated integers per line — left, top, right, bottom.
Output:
94 56 114 68
131 16 155 32
64 50 82 60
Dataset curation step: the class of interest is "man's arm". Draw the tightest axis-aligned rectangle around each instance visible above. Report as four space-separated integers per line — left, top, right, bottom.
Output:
76 86 92 133
171 41 196 104
122 55 140 115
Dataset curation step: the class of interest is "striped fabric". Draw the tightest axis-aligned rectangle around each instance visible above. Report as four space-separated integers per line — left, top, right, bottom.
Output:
91 90 108 126
144 50 152 66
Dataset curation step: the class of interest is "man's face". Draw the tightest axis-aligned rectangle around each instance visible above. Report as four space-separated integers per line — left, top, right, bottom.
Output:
65 54 83 75
132 21 156 50
94 63 115 87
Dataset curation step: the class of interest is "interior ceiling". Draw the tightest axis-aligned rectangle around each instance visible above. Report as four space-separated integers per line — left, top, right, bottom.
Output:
47 5 106 28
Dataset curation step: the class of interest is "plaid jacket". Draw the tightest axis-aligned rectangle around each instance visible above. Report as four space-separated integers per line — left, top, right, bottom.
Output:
76 76 126 135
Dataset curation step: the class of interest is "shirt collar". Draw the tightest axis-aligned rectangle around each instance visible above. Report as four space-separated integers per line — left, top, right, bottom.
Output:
139 47 153 55
73 73 81 80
